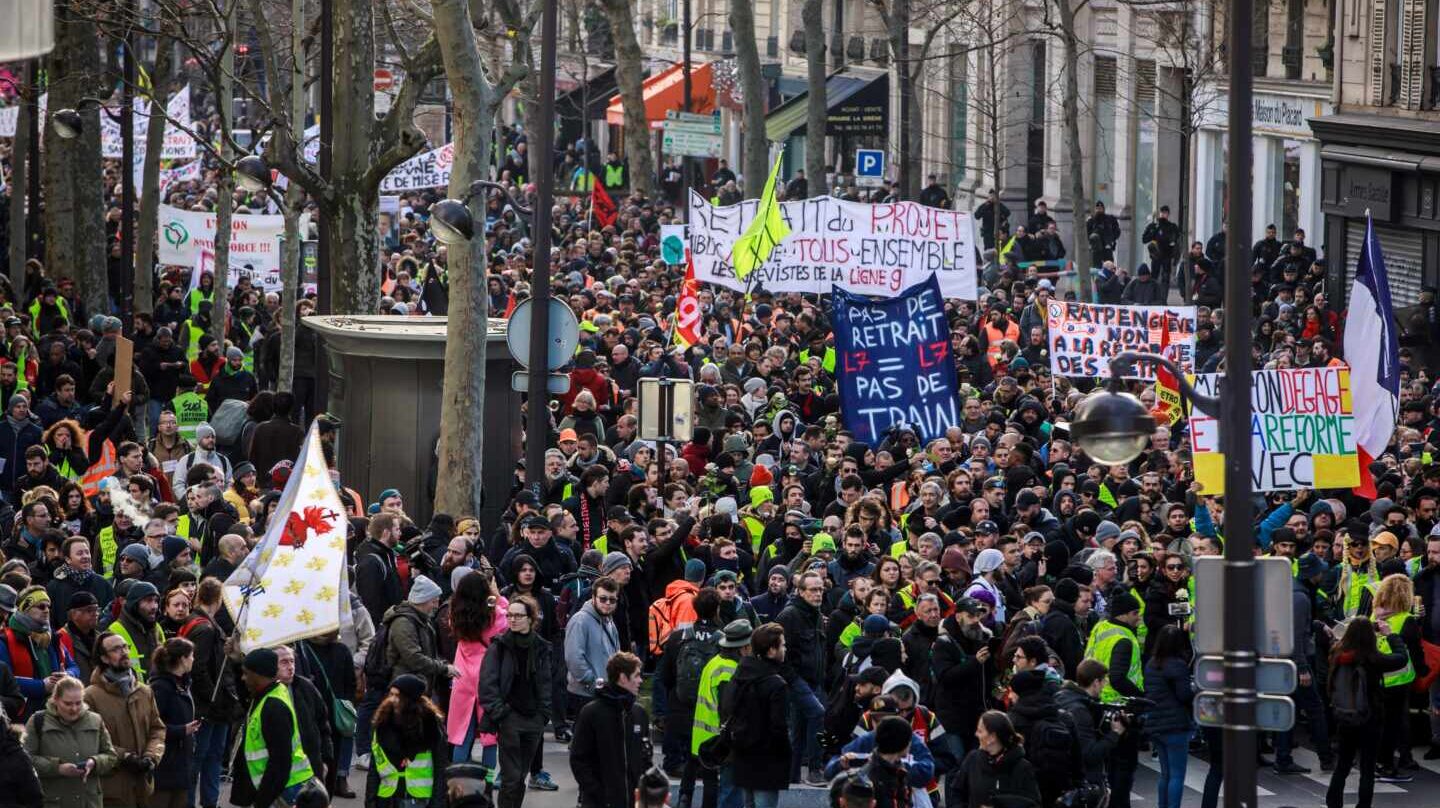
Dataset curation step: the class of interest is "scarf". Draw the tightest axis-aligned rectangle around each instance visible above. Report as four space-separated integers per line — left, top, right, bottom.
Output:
9 613 52 674
103 667 136 697
59 563 95 587
508 631 538 677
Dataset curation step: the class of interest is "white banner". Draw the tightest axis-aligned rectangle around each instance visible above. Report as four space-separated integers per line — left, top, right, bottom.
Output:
379 142 454 193
159 204 285 290
0 93 46 138
1044 302 1198 380
686 190 979 300
101 86 196 160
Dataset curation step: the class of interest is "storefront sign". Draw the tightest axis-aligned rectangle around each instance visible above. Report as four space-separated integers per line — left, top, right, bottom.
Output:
1197 87 1330 139
1338 164 1393 219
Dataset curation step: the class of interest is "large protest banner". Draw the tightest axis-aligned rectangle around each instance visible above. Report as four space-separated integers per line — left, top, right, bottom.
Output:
101 87 197 160
379 142 454 193
1045 302 1197 380
1189 367 1359 493
832 275 961 445
158 204 285 290
688 190 978 300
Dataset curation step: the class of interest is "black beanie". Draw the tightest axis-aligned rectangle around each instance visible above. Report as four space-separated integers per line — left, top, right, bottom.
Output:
1054 578 1080 604
875 715 913 755
1011 668 1048 697
243 648 279 678
1110 591 1141 617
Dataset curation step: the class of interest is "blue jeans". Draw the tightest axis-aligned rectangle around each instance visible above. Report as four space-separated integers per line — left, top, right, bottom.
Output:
718 764 744 808
744 790 780 808
1152 731 1190 808
191 720 230 807
355 687 384 756
452 714 499 768
787 679 824 779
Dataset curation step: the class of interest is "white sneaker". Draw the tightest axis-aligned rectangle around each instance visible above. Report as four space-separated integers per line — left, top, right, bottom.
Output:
354 753 371 771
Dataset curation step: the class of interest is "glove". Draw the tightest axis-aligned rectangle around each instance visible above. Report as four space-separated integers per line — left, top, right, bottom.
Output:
139 757 156 773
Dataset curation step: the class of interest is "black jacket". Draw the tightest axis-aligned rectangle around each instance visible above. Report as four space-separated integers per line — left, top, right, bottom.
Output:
290 674 333 775
355 539 405 622
569 684 651 808
777 597 826 688
230 683 301 808
149 671 195 791
0 722 42 808
721 655 791 790
1142 656 1194 737
1041 604 1084 678
1054 682 1119 785
951 745 1042 808
478 631 554 729
366 710 446 808
1007 686 1080 802
930 616 992 738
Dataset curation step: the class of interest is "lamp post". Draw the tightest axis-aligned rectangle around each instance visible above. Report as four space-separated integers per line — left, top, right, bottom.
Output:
526 0 560 493
51 97 134 323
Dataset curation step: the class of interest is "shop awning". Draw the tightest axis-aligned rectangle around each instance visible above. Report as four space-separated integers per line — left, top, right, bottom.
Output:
765 69 888 141
605 62 716 129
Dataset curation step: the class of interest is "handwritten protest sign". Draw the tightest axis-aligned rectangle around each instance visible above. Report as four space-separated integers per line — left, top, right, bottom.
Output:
0 93 45 138
688 190 978 300
101 86 197 160
1045 302 1197 380
832 275 961 445
379 142 455 193
158 204 285 290
1189 367 1359 493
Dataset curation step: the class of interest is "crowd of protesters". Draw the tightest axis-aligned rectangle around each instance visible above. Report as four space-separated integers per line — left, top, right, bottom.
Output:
0 107 1439 808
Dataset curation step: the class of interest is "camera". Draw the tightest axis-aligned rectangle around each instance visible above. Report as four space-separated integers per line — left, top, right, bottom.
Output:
1100 696 1154 731
1168 601 1193 617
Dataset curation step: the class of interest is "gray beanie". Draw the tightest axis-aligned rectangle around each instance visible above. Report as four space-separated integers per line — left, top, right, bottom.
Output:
602 552 633 575
408 575 443 605
1095 520 1121 544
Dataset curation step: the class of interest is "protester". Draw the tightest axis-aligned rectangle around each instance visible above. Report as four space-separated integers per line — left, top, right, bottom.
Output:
25 675 115 808
951 710 1042 808
478 593 553 808
84 630 166 808
569 651 650 808
365 674 446 808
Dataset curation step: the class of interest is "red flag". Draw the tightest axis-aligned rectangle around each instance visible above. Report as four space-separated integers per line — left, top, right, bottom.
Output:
592 183 617 229
1151 314 1182 424
674 250 702 348
1156 314 1179 389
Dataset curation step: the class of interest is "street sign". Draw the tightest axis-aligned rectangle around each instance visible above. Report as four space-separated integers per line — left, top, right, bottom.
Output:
1194 656 1297 694
1194 692 1295 731
1194 556 1294 657
662 115 722 159
373 68 396 91
511 371 571 395
855 149 885 187
666 110 719 125
638 378 694 442
505 298 580 371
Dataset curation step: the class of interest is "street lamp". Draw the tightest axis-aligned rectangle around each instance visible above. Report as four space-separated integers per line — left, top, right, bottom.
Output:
50 108 84 140
429 181 535 246
1070 350 1221 465
234 155 272 193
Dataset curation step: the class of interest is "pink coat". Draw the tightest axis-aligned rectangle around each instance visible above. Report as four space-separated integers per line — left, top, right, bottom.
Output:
446 596 510 746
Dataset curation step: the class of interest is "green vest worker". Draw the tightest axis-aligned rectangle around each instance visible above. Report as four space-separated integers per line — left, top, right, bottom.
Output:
371 674 438 801
1082 592 1145 704
171 377 209 443
692 619 752 755
237 648 318 808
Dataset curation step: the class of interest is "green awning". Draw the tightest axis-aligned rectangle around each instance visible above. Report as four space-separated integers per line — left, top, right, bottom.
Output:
765 70 887 141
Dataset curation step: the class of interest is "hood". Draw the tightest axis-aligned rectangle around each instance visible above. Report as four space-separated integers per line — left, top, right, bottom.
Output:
771 408 801 438
731 654 781 685
1008 689 1060 721
881 669 923 700
664 579 700 599
1310 498 1347 523
569 367 605 387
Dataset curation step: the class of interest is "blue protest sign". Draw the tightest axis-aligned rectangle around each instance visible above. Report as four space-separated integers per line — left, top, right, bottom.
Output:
832 274 960 446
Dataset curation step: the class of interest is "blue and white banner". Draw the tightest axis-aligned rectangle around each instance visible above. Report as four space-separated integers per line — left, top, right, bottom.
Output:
832 274 960 446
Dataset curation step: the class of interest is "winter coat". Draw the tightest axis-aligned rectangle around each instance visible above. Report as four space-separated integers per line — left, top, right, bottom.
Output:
147 671 194 791
569 684 651 808
1006 687 1080 802
951 745 1042 808
83 669 165 808
354 539 405 623
564 601 620 697
1054 682 1117 785
446 597 509 744
776 597 825 687
477 630 554 730
290 674 333 776
382 602 448 695
1121 277 1166 305
930 616 991 737
44 568 113 630
24 700 117 808
0 417 41 495
1040 602 1084 678
0 722 42 808
499 538 577 591
246 416 305 481
364 710 447 808
0 625 81 717
1142 656 1195 737
720 655 791 790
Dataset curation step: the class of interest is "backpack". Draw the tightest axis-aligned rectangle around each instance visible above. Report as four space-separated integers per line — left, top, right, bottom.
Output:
721 673 780 750
556 572 595 628
1023 710 1078 786
364 612 418 690
209 398 249 445
1330 661 1371 727
674 626 722 705
648 590 693 656
178 616 208 638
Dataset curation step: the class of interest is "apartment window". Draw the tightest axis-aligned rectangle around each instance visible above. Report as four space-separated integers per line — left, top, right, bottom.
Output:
1254 0 1272 76
1093 57 1117 204
951 54 969 178
1283 0 1304 78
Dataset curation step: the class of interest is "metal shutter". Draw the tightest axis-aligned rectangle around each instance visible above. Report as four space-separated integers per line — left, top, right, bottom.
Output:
1344 218 1425 306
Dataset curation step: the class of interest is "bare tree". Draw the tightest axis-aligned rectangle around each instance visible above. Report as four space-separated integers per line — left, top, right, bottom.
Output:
871 0 965 199
133 29 174 316
1052 0 1093 298
731 0 767 197
600 0 657 196
803 0 827 192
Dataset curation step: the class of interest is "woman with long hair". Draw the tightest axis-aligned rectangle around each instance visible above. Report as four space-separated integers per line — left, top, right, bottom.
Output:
41 420 89 482
447 571 508 771
1325 617 1412 808
57 480 97 540
1143 625 1195 808
366 674 447 808
953 710 1041 808
1371 573 1426 778
149 638 198 808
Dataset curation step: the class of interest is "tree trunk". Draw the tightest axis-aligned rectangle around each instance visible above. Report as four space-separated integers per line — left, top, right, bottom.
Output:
731 0 767 198
278 185 303 392
45 0 108 315
1057 0 1092 300
135 40 173 316
7 78 29 295
328 0 383 313
803 0 826 194
890 0 918 199
601 0 655 198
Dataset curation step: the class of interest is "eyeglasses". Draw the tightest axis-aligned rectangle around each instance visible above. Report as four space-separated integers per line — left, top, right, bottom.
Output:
595 595 618 604
1165 565 1185 571
507 611 530 620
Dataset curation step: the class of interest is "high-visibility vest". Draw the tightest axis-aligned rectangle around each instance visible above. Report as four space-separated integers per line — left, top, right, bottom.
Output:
604 163 626 188
741 515 764 558
184 321 206 363
244 684 315 789
172 392 208 442
373 741 434 799
110 618 164 681
1083 619 1142 704
1130 586 1147 646
238 323 255 373
186 289 215 318
80 440 118 500
691 654 738 755
28 298 70 335
1380 612 1417 688
97 526 118 580
1342 565 1379 618
982 320 1019 368
889 540 910 559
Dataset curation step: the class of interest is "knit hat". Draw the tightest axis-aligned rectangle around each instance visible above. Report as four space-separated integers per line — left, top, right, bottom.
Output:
862 614 891 636
67 591 99 611
1053 578 1081 605
967 587 998 608
17 588 49 613
243 648 279 678
973 548 1005 574
723 434 750 455
391 673 427 700
1011 669 1048 697
602 552 633 575
126 581 160 604
1109 591 1141 616
719 619 753 648
408 575 443 605
941 546 967 572
232 462 256 479
119 543 152 568
684 558 708 584
226 346 244 361
196 423 216 441
1296 552 1327 580
715 497 739 523
162 536 190 564
749 486 775 508
874 715 913 755
1095 520 1121 545
811 533 837 555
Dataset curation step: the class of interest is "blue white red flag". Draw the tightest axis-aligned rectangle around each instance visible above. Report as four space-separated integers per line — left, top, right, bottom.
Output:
1342 216 1399 498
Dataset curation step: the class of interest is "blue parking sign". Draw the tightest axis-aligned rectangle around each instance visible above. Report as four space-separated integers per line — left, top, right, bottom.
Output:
856 149 885 178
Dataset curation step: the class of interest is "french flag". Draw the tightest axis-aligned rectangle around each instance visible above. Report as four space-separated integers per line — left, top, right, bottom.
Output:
1343 216 1400 498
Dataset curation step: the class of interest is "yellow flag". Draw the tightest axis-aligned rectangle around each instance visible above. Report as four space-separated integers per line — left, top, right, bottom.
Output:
731 153 790 280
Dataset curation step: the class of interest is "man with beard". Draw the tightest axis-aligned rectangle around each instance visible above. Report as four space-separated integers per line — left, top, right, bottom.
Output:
823 666 889 759
1081 592 1144 808
84 629 165 808
109 581 166 681
0 587 80 716
438 535 478 597
828 527 877 590
931 597 993 756
713 570 758 628
501 514 579 591
751 566 790 623
45 537 112 629
171 425 232 500
777 570 828 785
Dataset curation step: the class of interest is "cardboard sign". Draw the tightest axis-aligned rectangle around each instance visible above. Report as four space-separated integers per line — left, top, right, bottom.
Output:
112 337 134 407
1045 302 1197 380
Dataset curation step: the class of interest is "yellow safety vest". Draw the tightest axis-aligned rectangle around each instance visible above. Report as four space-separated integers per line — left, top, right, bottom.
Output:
691 654 738 755
1380 612 1416 688
110 618 165 681
1083 619 1142 704
186 289 214 318
244 684 315 789
1342 566 1379 618
373 742 434 798
97 527 117 581
184 321 206 363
